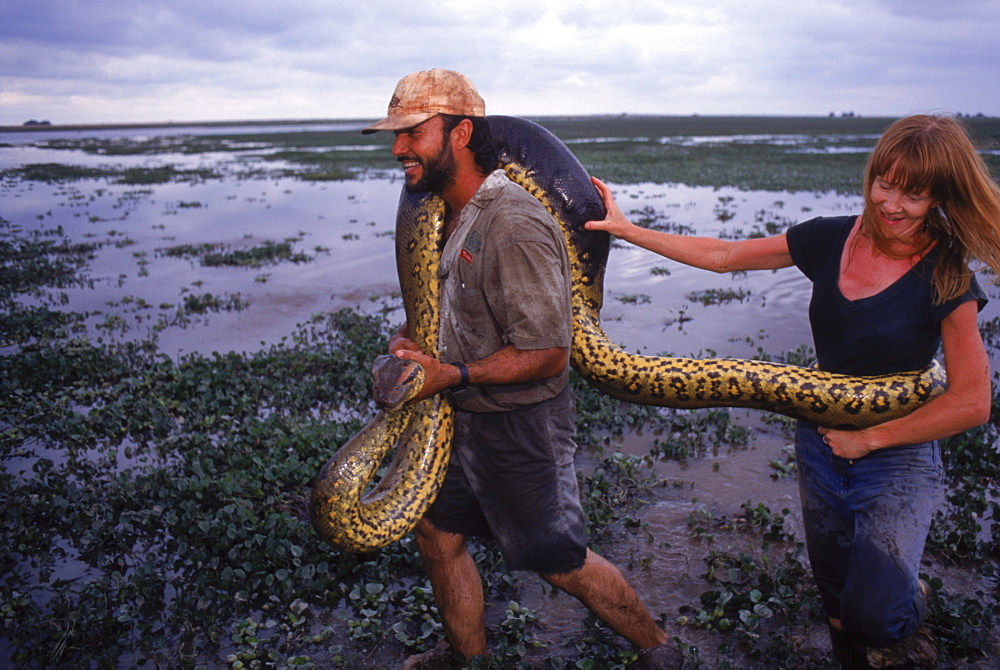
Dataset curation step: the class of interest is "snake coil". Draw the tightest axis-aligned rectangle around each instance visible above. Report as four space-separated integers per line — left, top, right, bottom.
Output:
310 117 946 553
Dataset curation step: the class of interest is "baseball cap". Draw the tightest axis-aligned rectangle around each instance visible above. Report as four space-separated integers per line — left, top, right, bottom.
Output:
361 69 485 134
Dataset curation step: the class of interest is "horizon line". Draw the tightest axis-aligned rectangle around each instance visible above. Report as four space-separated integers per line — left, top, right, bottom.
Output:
6 110 987 133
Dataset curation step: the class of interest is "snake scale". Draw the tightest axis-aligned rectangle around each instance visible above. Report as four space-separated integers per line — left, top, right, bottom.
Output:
310 116 946 553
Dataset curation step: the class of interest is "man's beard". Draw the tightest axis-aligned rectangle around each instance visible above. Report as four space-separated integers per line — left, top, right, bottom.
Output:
403 140 457 194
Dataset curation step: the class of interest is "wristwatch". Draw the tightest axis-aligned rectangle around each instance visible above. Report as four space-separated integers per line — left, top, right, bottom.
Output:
449 361 469 391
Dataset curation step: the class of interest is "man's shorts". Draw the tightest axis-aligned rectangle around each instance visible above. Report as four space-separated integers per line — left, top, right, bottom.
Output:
425 387 588 574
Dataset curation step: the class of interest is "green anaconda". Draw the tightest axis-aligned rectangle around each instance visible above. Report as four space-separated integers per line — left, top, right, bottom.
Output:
310 116 946 553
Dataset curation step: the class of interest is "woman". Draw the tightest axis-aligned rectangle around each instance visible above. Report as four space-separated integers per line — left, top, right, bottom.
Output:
585 115 1000 667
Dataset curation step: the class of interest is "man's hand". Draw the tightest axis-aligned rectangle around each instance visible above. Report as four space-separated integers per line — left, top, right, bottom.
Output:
372 355 426 409
389 334 420 356
393 349 461 403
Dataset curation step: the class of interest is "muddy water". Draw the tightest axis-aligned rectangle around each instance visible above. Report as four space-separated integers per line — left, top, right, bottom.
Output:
4 138 999 664
512 427 819 664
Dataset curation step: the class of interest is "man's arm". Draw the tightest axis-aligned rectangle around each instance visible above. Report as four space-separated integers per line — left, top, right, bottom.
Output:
394 344 568 403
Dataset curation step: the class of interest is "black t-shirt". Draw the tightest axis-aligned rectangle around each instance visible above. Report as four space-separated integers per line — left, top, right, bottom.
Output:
786 215 987 376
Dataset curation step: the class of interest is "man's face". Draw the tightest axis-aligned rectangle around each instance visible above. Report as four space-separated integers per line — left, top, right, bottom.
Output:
391 116 456 194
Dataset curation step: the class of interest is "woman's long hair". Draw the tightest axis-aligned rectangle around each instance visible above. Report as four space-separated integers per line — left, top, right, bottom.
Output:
860 114 1000 303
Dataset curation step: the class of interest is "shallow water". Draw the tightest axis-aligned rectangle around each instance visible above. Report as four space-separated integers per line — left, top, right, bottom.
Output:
2 142 867 359
3 135 999 666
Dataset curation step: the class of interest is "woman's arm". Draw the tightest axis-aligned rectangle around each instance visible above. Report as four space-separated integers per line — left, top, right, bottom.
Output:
820 300 992 457
584 177 795 272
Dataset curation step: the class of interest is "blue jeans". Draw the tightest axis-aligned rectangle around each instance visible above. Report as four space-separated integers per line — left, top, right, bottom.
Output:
795 422 944 648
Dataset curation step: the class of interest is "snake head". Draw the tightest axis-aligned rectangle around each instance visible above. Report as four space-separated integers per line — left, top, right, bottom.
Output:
372 354 426 410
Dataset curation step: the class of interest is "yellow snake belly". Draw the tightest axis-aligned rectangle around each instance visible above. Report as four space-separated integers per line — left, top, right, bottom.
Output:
310 193 455 553
570 310 944 428
310 116 946 553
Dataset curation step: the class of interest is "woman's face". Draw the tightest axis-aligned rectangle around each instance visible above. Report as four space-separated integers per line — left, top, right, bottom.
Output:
869 175 938 238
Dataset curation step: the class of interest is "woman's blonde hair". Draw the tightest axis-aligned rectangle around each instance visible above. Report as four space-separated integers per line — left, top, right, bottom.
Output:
860 114 1000 303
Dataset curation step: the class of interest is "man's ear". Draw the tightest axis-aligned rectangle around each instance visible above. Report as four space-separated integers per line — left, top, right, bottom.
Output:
450 118 474 152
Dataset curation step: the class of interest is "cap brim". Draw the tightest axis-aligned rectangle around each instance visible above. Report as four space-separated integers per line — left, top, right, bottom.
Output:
360 112 437 135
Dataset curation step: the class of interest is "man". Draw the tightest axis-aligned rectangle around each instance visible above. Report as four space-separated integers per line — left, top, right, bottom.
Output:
363 69 676 668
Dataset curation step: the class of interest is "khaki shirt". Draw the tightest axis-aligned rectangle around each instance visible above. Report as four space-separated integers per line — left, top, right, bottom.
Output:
438 170 572 412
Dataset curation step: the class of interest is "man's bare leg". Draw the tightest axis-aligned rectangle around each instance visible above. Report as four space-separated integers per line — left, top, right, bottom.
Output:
414 517 488 659
542 548 668 649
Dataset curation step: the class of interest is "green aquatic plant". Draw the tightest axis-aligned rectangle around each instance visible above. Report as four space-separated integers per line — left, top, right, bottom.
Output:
203 241 312 267
0 228 98 303
1 162 111 182
582 452 664 547
118 165 219 185
679 502 825 666
181 292 247 314
301 168 357 181
0 162 221 185
687 287 751 306
157 240 312 268
569 370 662 446
629 205 695 235
647 408 752 460
617 293 652 305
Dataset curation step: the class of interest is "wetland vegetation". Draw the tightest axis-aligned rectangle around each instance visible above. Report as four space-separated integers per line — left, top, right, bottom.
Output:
1 115 999 668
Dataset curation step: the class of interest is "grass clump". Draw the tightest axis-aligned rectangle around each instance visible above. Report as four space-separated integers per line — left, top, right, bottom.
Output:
158 240 312 268
679 502 828 667
2 162 110 183
1 163 220 184
118 165 219 185
202 241 311 268
687 287 751 306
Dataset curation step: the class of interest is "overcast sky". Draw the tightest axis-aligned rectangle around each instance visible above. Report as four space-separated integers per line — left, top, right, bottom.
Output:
2 0 998 126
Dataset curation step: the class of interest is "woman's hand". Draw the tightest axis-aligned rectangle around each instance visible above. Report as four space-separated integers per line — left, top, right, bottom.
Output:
585 177 794 273
584 177 637 239
818 426 875 461
826 301 991 454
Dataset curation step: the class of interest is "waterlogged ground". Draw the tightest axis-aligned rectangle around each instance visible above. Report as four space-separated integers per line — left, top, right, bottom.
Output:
1 117 999 669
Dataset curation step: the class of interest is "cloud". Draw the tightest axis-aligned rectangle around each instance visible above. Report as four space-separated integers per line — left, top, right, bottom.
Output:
1 0 997 125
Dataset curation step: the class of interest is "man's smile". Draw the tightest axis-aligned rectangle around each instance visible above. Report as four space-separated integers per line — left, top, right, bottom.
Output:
399 157 421 175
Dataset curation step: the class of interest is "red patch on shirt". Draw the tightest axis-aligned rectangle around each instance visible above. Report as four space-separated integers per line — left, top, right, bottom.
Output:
460 248 474 265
